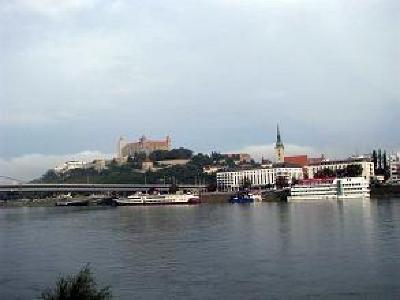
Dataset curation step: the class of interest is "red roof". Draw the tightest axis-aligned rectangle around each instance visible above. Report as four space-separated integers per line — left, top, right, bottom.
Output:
284 155 308 166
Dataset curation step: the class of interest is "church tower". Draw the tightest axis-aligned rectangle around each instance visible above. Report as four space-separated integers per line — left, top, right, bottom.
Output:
275 124 285 163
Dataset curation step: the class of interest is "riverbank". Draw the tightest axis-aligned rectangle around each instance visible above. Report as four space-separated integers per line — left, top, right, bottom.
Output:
0 197 96 208
0 191 281 207
2 187 398 208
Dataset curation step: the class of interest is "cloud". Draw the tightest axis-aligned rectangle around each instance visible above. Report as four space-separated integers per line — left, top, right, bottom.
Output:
2 0 98 17
0 111 80 126
228 143 320 161
0 0 398 158
0 150 113 182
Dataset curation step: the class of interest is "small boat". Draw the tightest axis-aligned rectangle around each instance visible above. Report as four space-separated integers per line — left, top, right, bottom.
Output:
229 192 260 204
55 200 89 207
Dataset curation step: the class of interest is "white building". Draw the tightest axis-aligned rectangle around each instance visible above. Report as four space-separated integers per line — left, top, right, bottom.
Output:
216 167 303 191
304 158 374 182
388 153 400 184
54 160 87 173
203 165 224 174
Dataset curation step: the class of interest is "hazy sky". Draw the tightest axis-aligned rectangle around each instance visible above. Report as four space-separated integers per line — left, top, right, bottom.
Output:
0 0 399 179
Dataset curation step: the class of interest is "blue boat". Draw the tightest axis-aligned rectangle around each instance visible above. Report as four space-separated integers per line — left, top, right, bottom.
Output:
229 193 256 204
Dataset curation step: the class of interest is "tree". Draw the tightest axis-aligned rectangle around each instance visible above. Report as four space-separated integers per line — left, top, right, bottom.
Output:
190 153 213 167
40 264 111 300
372 150 378 170
206 182 217 192
315 168 335 178
291 176 299 185
132 152 147 163
378 149 382 170
225 158 236 169
383 150 389 179
149 148 193 161
343 164 363 177
275 176 288 189
210 151 224 162
240 176 252 190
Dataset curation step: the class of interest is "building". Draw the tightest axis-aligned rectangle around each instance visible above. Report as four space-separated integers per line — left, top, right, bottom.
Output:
54 161 87 173
275 124 284 163
284 155 326 167
85 159 107 172
157 159 190 167
216 166 303 191
141 160 154 172
308 155 325 165
304 158 374 182
118 135 171 158
221 153 252 164
203 165 225 174
388 153 400 184
284 155 308 167
261 158 273 168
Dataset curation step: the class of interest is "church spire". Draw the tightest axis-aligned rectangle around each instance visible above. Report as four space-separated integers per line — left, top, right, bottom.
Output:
276 124 283 147
275 123 284 163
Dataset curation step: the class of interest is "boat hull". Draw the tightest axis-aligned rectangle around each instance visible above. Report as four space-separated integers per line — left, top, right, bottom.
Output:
113 200 199 206
113 196 201 206
56 200 89 207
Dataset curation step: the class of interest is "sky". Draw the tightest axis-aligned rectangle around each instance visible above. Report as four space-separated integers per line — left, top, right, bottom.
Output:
0 0 399 180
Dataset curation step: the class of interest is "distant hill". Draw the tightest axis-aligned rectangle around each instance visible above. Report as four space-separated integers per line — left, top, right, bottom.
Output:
34 150 217 189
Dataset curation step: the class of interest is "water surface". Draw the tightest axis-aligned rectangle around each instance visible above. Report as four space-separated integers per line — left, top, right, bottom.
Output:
1 199 400 299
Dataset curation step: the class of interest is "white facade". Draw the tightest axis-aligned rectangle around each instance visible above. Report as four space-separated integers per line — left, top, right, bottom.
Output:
288 177 370 201
304 159 374 182
54 160 87 173
203 165 224 174
216 167 303 191
388 153 400 184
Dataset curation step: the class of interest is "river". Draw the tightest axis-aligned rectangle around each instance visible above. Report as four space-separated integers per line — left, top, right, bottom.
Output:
1 199 400 299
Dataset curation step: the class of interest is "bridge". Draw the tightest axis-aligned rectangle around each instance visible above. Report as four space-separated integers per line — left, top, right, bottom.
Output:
0 183 208 193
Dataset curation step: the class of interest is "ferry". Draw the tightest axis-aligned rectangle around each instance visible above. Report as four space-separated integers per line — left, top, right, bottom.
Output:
287 177 370 201
112 193 200 206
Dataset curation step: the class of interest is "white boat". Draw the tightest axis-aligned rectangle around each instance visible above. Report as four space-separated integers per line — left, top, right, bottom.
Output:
113 193 200 206
287 177 370 201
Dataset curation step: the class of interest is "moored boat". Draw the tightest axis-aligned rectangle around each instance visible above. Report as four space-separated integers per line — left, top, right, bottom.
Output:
112 193 200 206
287 177 370 201
229 192 261 204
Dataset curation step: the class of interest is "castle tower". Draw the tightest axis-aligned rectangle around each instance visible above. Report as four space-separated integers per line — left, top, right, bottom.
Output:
166 135 171 149
275 124 285 163
117 136 126 158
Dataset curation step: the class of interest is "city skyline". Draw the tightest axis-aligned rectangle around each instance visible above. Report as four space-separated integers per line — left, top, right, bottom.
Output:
1 0 399 179
0 126 396 182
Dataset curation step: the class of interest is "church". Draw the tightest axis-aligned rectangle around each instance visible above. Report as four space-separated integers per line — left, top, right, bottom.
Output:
275 124 285 163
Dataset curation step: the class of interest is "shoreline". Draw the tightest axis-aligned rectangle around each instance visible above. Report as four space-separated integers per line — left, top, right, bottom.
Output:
1 195 400 208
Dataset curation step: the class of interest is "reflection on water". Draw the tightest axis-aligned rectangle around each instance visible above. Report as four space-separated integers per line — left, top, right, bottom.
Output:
1 199 400 299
